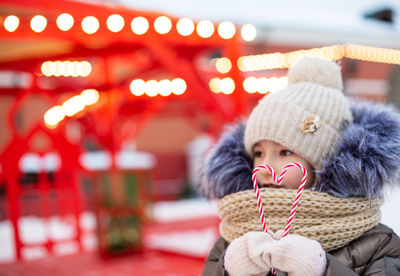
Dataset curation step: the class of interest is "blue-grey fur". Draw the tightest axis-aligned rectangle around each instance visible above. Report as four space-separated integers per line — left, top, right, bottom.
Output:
199 101 400 199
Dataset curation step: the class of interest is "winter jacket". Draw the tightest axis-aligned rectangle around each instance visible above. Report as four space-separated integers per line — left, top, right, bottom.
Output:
199 101 400 276
202 224 400 275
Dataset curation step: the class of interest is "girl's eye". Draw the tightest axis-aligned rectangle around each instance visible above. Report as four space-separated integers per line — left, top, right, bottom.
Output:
254 151 264 158
280 149 293 156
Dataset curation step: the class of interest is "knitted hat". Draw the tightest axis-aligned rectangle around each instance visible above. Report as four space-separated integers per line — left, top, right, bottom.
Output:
244 57 353 170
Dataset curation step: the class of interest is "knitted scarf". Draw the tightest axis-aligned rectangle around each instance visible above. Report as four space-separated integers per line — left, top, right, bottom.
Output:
218 188 382 252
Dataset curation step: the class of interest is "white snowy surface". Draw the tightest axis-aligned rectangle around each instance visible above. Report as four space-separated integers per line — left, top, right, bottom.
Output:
116 0 400 47
151 198 217 222
146 227 218 257
0 199 218 263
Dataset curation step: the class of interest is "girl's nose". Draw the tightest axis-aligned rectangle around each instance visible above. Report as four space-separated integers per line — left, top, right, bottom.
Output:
262 157 277 173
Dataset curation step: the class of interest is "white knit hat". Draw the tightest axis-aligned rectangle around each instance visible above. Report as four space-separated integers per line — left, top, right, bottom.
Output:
244 57 353 170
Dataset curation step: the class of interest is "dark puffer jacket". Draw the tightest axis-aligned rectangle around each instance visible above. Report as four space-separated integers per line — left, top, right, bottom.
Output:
199 101 400 275
203 224 400 275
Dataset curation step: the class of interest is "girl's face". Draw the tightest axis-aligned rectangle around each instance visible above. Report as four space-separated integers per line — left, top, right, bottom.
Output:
253 140 315 189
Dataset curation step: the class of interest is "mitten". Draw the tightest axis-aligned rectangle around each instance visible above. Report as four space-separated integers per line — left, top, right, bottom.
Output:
224 231 274 276
267 234 327 276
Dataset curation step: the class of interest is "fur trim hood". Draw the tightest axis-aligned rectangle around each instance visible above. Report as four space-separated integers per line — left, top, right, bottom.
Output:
199 101 400 199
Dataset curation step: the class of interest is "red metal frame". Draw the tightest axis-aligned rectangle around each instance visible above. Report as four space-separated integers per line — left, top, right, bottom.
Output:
0 0 248 261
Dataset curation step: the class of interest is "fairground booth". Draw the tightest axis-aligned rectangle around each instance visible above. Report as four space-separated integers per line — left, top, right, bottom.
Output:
0 0 399 275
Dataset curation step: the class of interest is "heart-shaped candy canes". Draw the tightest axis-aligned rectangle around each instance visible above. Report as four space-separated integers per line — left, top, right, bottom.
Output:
252 162 308 236
252 162 308 275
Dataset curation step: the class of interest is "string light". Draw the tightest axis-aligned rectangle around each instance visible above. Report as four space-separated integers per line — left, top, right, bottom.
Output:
62 95 86 117
154 16 172 34
4 15 19 32
81 16 99 34
236 45 345 72
145 80 159 97
208 77 236 94
130 79 146 96
243 76 288 94
158 79 172 96
30 15 47 33
219 78 235 94
56 13 74 31
44 89 100 128
44 105 65 128
41 61 92 77
243 76 258 93
209 78 221 93
176 18 195 36
345 44 400 64
235 44 400 72
171 78 187 95
130 78 187 97
131 17 149 35
81 89 99 105
215 57 232 73
218 21 236 39
107 14 124 32
196 20 214 38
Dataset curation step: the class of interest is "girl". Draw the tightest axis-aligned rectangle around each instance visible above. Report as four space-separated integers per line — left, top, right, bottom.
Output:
199 57 400 275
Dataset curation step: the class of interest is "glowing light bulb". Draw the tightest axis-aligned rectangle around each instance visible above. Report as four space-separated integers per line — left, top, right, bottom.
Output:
56 13 74 31
31 15 47 33
218 21 236 39
241 24 257 42
53 61 62 77
4 15 19 32
44 105 65 128
62 95 86 117
145 80 159 97
196 20 214 38
220 78 235 94
243 77 258 93
80 61 92 77
154 16 172 34
257 77 269 94
81 89 99 105
41 61 52 77
107 14 124 32
130 79 146 96
209 78 221 93
216 57 232 73
171 78 187 95
131 17 149 35
65 61 74 76
176 18 195 36
159 79 172 96
81 16 99 34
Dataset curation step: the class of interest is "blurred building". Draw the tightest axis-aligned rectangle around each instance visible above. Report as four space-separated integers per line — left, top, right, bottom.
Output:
0 0 399 201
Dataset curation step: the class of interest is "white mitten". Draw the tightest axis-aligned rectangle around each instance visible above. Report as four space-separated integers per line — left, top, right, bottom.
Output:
224 231 274 276
268 234 327 276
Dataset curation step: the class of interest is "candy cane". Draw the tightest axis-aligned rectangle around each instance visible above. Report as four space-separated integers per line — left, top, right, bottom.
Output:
252 164 277 233
252 162 307 275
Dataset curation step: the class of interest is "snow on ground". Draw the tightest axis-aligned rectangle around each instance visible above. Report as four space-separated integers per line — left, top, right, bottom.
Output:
0 198 218 263
151 198 217 222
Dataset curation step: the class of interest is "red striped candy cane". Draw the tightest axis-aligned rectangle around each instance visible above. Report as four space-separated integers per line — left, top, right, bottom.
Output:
252 162 307 275
252 164 278 233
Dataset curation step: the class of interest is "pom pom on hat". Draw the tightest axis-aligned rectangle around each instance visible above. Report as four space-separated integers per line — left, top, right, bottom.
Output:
288 57 343 91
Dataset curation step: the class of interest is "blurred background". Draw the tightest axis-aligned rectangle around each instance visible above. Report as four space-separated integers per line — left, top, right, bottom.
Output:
0 0 399 275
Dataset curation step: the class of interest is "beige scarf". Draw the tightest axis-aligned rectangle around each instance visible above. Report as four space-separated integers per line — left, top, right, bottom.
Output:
218 188 382 251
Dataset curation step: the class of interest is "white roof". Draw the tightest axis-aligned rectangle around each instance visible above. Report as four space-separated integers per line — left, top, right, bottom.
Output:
118 0 400 47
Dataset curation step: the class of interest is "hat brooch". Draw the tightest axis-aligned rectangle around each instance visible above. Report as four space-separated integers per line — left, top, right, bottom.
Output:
299 114 320 134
